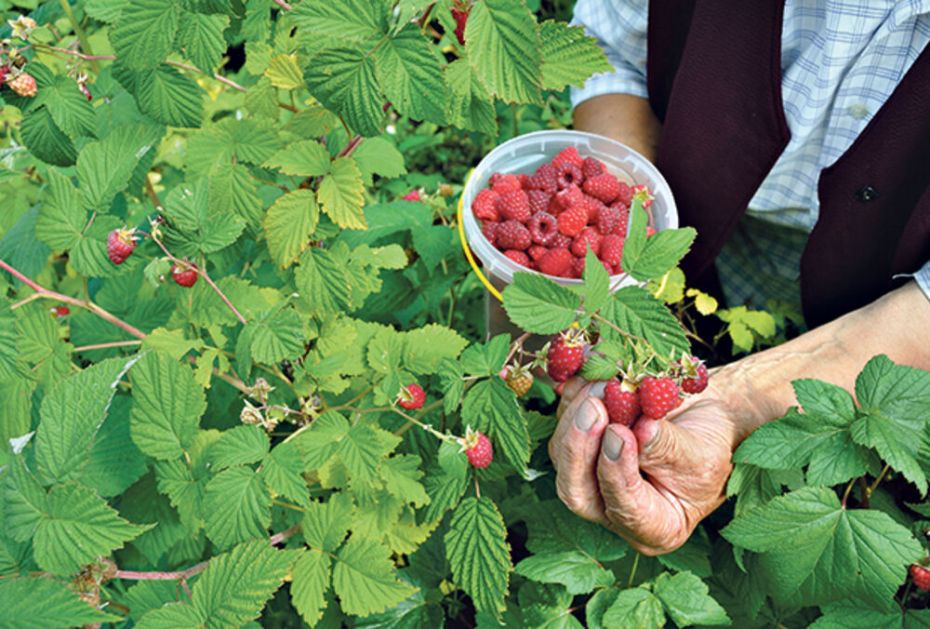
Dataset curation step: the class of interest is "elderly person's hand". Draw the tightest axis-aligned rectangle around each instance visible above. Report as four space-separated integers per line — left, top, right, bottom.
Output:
547 377 740 555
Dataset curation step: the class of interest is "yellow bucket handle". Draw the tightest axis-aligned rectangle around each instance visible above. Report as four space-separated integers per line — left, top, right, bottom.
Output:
456 171 503 302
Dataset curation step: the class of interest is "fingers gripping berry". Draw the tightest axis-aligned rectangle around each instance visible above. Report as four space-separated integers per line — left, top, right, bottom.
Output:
603 379 641 426
638 376 683 420
680 356 709 394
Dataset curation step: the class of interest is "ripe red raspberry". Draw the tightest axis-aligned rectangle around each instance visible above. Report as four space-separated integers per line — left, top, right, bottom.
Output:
402 189 421 202
912 565 930 592
583 174 621 203
473 188 500 221
581 195 606 225
527 245 548 262
171 264 198 288
107 228 137 265
639 376 682 420
0 66 9 87
616 181 634 206
451 7 469 46
527 163 558 194
465 431 493 468
582 157 607 178
550 233 573 249
527 211 558 246
398 383 426 410
604 380 641 426
481 221 499 246
518 173 530 188
498 190 531 222
527 189 551 215
596 203 623 235
503 250 530 267
600 234 625 267
490 173 522 195
570 255 585 278
554 186 584 212
552 146 584 170
8 72 36 98
537 248 573 278
571 227 602 257
557 206 587 237
546 330 587 382
680 357 709 394
78 81 92 101
495 220 531 250
646 226 657 237
50 305 70 318
556 162 584 190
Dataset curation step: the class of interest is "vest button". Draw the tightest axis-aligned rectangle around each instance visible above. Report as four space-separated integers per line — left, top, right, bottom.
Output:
855 185 879 202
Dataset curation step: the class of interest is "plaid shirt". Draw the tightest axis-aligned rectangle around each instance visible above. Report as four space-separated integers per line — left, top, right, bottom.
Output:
572 0 930 312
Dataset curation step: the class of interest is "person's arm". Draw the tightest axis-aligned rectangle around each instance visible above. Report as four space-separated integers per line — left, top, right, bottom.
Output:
573 94 662 164
549 281 930 555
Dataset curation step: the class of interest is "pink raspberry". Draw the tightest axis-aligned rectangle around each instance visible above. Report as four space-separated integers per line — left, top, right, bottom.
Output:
481 221 499 246
552 146 583 169
596 203 622 235
491 173 522 194
473 189 500 221
527 212 558 246
616 181 633 206
581 195 607 225
527 189 551 215
537 248 573 277
550 233 573 249
527 163 558 194
600 234 625 267
582 157 607 178
557 206 587 237
556 162 584 190
571 227 602 257
554 186 585 212
495 220 531 250
528 245 548 261
583 174 622 203
503 250 530 267
498 190 531 222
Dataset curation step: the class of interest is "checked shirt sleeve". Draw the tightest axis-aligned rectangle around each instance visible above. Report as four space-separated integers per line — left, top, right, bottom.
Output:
570 0 650 107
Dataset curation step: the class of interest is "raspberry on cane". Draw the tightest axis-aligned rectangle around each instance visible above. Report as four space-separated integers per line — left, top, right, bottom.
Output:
503 364 534 397
107 227 137 265
462 427 493 469
604 379 641 426
402 189 421 202
397 383 426 410
911 564 930 592
639 376 682 419
680 356 709 394
171 263 199 288
8 72 36 98
546 328 587 382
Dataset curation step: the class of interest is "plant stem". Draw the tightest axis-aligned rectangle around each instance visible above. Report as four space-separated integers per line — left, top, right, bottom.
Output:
866 464 891 499
57 0 99 72
271 0 293 10
0 258 147 339
474 476 481 499
392 404 455 442
74 340 143 352
627 553 641 588
840 477 857 508
504 332 533 366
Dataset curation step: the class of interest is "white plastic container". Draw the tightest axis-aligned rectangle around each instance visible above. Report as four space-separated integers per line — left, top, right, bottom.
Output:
461 130 679 291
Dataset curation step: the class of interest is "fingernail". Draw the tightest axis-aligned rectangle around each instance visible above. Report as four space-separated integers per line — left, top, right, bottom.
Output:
574 399 598 432
642 422 661 453
588 381 607 399
603 430 623 461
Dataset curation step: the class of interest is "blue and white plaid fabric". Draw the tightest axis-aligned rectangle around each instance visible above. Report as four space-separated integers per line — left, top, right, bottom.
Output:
572 0 930 309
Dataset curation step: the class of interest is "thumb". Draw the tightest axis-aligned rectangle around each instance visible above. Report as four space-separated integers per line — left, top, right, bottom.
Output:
633 418 696 472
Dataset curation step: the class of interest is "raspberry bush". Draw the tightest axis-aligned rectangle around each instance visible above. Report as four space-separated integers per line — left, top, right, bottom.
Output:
1 1 930 628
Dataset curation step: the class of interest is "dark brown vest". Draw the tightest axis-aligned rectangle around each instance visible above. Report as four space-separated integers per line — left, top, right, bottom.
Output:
647 1 930 327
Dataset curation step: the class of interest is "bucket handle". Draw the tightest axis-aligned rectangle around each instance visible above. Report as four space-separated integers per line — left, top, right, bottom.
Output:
456 172 504 302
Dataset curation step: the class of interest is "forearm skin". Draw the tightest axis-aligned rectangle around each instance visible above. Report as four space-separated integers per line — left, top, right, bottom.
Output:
573 94 662 163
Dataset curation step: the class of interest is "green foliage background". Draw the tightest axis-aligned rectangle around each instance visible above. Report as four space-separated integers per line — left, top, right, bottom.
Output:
1 1 930 628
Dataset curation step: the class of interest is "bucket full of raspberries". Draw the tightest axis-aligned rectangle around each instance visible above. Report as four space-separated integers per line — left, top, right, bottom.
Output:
460 130 678 289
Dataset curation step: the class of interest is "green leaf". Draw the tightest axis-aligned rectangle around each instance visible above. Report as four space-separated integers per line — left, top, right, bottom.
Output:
263 190 320 268
602 286 689 357
583 248 610 315
622 203 696 281
515 551 614 595
208 425 270 470
423 441 469 522
402 324 468 374
652 571 731 627
130 351 206 460
305 45 385 137
291 549 332 626
178 13 229 74
722 486 923 609
445 497 511 616
192 539 296 627
142 327 205 361
462 378 530 473
539 20 613 91
36 169 85 252
811 600 927 629
375 24 446 123
36 356 137 484
260 441 310 508
249 307 305 363
266 54 304 89
295 248 352 316
110 0 181 70
381 454 430 508
466 0 542 104
602 587 665 629
502 272 581 334
0 577 119 627
135 603 204 628
34 482 151 574
203 466 272 550
318 157 366 229
857 354 930 415
445 57 497 134
332 536 418 616
3 457 49 543
296 413 388 483
76 124 159 210
35 75 96 140
20 107 77 166
291 0 389 43
353 137 407 183
82 396 148 498
460 334 510 377
135 64 204 128
264 140 331 177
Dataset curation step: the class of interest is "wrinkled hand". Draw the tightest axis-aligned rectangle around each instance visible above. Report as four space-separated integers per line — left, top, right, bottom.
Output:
548 378 740 555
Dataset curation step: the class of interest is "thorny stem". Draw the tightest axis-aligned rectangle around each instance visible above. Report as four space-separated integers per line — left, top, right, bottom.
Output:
337 135 364 159
392 404 456 443
73 340 143 352
504 332 533 366
113 524 301 582
0 258 148 339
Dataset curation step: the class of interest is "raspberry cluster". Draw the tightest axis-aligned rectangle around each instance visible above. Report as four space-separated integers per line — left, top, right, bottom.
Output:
473 147 655 279
545 329 709 427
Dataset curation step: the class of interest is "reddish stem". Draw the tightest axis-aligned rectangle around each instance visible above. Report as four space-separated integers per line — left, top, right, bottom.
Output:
271 0 293 10
337 135 364 158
